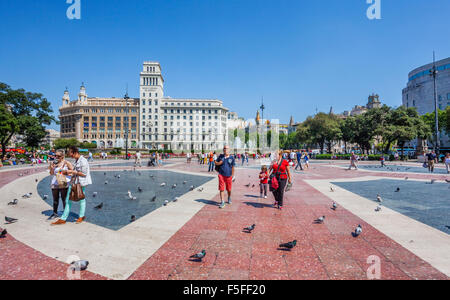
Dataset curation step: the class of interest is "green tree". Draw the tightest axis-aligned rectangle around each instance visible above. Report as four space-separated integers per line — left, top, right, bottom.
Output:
340 117 356 154
0 83 56 158
53 138 79 150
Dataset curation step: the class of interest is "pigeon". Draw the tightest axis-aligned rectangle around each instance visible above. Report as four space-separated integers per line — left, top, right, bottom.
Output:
331 202 337 210
395 187 400 192
163 200 169 206
197 188 204 192
160 183 166 187
5 216 18 224
245 183 251 188
376 194 383 203
92 192 98 198
353 225 362 237
127 191 137 200
190 250 206 261
150 196 157 202
0 229 7 238
35 179 38 183
22 193 32 198
279 240 297 249
105 180 108 185
314 216 325 224
183 181 187 184
117 175 121 179
405 177 408 180
172 184 177 189
252 184 255 188
43 195 48 200
70 260 89 271
8 199 18 205
189 186 195 191
375 206 382 212
94 203 103 210
330 187 335 192
130 215 136 222
173 197 179 202
138 187 143 193
243 224 256 232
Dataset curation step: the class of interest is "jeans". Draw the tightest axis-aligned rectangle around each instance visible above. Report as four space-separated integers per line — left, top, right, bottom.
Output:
61 185 86 221
51 187 68 214
272 178 287 207
208 161 215 172
295 160 303 170
260 183 268 196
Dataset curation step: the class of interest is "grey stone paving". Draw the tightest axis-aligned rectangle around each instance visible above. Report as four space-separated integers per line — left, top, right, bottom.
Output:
332 178 450 234
37 170 213 230
358 164 448 174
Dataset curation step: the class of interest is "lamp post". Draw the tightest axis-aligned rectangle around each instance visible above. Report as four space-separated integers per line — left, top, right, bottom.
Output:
124 90 130 160
429 52 440 156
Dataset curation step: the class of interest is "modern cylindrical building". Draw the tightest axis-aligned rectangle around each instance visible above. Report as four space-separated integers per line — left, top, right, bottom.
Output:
402 57 450 148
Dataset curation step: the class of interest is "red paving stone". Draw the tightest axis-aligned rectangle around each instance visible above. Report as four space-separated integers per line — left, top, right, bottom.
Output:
1 160 449 280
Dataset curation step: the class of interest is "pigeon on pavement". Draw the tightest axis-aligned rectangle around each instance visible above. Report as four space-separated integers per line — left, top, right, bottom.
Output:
331 202 337 210
70 260 89 271
243 224 256 232
0 229 7 238
8 199 18 206
5 216 18 224
314 216 325 224
130 215 136 222
352 225 362 237
279 240 297 249
94 203 103 210
190 250 206 261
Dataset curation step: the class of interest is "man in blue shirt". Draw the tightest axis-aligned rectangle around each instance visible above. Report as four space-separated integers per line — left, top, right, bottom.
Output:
215 145 235 209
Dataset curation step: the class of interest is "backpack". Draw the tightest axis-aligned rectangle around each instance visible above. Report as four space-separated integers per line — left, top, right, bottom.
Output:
269 158 285 191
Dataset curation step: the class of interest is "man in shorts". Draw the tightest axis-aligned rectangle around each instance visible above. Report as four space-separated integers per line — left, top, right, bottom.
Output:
215 145 235 209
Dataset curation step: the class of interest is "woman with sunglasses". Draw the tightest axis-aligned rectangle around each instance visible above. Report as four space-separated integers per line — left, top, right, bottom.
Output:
48 150 73 219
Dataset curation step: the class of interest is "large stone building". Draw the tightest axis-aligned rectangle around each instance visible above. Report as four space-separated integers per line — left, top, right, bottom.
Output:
59 84 140 149
139 62 231 152
402 57 450 147
44 129 60 147
59 62 240 152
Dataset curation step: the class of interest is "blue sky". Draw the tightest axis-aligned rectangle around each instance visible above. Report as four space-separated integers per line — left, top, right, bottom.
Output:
1 0 450 130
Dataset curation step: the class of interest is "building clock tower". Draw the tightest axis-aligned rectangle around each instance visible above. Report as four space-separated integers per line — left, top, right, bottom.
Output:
140 62 165 149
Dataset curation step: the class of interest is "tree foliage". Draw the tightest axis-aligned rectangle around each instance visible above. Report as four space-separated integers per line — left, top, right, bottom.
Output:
0 83 56 157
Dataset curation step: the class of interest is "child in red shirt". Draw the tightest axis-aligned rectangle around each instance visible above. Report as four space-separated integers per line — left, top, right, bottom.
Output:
259 165 269 198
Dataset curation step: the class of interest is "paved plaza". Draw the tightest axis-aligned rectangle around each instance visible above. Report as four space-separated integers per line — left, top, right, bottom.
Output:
0 158 449 280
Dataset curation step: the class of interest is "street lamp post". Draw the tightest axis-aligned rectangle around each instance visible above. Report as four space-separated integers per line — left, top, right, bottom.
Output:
430 52 440 156
124 91 130 160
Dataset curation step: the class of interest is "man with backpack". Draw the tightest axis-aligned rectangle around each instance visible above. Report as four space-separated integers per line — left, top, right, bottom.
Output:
215 145 235 209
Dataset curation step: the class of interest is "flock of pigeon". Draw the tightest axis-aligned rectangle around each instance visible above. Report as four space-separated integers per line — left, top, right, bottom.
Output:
188 201 365 263
94 170 203 224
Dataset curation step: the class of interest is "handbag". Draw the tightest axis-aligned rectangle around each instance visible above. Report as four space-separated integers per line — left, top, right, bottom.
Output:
269 158 285 191
55 162 68 188
69 175 85 202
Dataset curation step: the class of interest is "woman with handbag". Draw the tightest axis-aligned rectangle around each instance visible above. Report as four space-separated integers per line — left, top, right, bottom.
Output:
269 150 292 210
48 150 73 219
52 146 92 225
